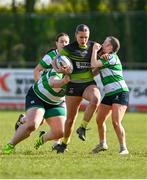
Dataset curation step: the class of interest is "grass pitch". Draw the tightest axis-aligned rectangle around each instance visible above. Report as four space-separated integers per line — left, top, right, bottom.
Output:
0 110 147 179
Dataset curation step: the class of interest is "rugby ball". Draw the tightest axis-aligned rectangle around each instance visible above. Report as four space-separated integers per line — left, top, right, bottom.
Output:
55 55 73 74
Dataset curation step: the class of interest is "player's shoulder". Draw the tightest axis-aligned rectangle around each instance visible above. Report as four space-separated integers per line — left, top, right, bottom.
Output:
46 48 57 55
108 53 119 65
111 52 119 60
64 41 78 50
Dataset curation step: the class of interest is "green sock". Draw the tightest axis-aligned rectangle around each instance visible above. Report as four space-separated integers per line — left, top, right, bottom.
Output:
62 137 70 145
81 120 88 129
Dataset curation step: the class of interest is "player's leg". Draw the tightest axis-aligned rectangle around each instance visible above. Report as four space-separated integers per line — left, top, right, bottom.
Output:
77 84 101 141
83 84 101 122
91 103 111 153
15 114 26 131
45 117 65 141
3 108 44 154
64 96 82 143
55 96 82 153
15 114 45 131
111 103 129 154
34 116 65 150
34 106 66 150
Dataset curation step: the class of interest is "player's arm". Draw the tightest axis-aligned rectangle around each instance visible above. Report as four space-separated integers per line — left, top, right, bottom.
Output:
91 43 103 68
51 56 61 72
34 50 57 81
49 74 70 88
92 67 100 76
34 64 45 81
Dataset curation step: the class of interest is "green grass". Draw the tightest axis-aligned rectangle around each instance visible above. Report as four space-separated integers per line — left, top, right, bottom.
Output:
0 110 147 178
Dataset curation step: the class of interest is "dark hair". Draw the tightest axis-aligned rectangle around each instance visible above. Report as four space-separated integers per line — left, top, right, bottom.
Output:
55 33 69 42
75 24 90 33
107 36 120 52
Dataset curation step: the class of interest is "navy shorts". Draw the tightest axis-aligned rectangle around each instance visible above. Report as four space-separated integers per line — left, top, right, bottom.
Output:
25 87 66 118
65 81 97 96
101 91 129 106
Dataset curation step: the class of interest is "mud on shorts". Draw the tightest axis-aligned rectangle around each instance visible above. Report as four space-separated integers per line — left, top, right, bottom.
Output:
65 80 97 96
25 87 66 119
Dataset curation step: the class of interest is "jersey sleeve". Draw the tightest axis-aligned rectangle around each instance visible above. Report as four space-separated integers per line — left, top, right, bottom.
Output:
99 54 117 67
49 68 63 79
39 50 57 69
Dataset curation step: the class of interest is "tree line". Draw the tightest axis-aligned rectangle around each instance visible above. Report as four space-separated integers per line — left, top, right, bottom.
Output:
0 0 146 68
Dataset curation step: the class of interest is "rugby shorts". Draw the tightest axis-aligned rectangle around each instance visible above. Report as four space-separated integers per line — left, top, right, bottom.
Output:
101 91 129 106
65 80 97 96
25 87 66 119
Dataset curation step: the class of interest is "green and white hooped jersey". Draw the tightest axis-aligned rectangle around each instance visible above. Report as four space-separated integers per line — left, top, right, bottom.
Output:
33 69 65 105
39 49 58 69
99 53 129 96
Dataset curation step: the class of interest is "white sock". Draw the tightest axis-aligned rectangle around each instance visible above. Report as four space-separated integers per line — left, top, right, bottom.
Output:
120 144 127 151
100 140 107 146
53 140 61 146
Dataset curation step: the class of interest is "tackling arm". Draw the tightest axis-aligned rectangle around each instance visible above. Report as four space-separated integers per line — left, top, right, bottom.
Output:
34 64 45 81
91 43 103 68
49 75 70 88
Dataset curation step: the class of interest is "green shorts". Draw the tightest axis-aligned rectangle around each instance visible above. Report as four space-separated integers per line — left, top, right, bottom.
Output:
44 106 66 119
25 87 66 118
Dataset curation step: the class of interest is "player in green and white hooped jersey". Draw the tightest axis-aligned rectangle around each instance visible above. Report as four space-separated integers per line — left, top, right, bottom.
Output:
2 67 71 154
34 33 70 81
91 36 129 155
33 68 66 105
34 32 69 148
15 33 70 141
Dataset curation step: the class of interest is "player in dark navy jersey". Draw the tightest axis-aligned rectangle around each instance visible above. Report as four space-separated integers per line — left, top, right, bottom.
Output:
55 24 101 153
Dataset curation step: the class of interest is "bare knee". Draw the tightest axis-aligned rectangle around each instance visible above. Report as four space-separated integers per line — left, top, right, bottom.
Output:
112 121 120 130
26 122 38 132
96 114 106 128
90 97 100 109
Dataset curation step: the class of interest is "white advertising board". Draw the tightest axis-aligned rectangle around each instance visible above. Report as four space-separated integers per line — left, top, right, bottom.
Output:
0 68 34 109
0 69 147 111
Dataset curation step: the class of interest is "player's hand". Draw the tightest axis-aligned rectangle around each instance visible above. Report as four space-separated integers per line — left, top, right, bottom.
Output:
101 53 110 61
52 60 72 74
51 60 61 72
60 66 72 75
93 43 102 52
63 74 71 84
